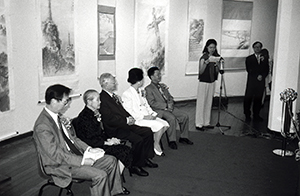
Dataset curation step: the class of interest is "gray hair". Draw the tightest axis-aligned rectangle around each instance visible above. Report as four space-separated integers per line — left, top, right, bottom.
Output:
83 89 98 105
98 73 113 88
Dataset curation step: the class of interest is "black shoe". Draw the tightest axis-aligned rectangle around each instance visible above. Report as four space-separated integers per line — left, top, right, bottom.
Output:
203 125 214 129
245 116 251 122
128 166 149 177
169 141 178 149
245 115 251 122
179 138 194 145
145 159 158 168
253 115 263 122
115 187 130 195
196 126 205 131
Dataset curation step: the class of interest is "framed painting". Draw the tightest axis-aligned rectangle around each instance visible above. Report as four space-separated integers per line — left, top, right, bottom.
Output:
98 5 116 61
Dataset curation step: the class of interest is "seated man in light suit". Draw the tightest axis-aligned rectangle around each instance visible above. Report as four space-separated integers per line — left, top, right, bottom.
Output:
145 67 193 150
33 84 129 196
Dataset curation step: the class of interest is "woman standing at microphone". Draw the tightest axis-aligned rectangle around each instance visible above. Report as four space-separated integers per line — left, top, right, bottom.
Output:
195 39 221 131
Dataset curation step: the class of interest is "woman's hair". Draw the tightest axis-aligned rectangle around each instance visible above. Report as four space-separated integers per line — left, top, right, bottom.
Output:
127 68 144 84
261 48 269 59
202 39 220 56
83 89 98 105
45 84 71 104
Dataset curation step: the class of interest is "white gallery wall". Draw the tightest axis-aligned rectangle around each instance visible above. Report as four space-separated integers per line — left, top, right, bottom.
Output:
0 0 287 139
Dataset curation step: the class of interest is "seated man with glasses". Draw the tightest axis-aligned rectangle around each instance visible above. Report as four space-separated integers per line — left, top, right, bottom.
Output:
33 84 129 196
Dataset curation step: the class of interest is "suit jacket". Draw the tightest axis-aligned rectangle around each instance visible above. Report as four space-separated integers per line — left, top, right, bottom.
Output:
33 108 88 188
122 86 157 120
99 90 132 138
145 82 173 111
75 106 108 148
245 54 269 85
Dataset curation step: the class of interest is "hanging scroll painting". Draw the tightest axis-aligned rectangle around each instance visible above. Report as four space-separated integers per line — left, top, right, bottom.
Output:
39 0 78 99
0 0 12 112
221 0 253 70
98 5 115 61
185 0 206 75
135 0 169 74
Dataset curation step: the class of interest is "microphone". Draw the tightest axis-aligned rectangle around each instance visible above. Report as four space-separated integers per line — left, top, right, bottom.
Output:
219 58 224 74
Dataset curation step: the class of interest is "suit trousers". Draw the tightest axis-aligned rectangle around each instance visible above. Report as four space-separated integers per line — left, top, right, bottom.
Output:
114 125 154 167
157 107 189 142
243 80 265 117
71 155 122 196
195 81 215 127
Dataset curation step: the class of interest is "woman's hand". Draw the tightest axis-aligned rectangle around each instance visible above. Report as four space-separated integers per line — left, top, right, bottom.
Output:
204 59 210 64
105 138 121 146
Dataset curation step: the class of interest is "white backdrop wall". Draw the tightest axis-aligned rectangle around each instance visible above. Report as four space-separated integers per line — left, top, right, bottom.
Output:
0 0 279 139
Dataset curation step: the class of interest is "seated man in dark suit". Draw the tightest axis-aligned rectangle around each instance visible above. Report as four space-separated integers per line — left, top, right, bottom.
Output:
98 73 158 177
33 84 129 196
145 67 193 150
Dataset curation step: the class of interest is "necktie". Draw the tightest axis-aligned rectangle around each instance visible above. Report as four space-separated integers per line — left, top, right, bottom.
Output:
257 54 260 64
112 93 120 105
58 116 82 155
157 84 168 102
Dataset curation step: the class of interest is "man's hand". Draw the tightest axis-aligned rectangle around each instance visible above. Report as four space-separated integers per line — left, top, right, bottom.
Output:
83 158 95 166
257 75 263 81
167 102 174 112
144 115 156 120
127 116 135 125
89 148 104 153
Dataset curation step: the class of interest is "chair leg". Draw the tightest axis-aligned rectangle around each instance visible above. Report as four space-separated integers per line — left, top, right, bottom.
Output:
59 182 74 196
39 180 58 196
121 172 126 183
160 140 164 151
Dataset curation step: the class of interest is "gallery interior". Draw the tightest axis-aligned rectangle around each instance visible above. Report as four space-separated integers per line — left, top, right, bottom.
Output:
1 0 300 195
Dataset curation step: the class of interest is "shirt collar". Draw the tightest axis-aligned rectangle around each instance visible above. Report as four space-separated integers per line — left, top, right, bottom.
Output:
103 89 114 97
45 107 59 127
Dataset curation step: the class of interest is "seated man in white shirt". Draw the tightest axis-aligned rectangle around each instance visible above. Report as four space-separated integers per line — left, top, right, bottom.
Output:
33 84 129 196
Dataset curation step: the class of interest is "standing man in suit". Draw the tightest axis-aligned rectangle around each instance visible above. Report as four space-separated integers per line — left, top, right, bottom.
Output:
33 84 129 196
244 41 269 122
145 67 193 150
98 73 158 177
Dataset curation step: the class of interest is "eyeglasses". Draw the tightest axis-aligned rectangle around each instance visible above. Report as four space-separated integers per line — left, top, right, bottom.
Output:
60 97 72 106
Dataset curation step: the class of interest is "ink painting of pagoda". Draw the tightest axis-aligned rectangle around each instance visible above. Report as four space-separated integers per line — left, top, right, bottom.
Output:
41 0 75 77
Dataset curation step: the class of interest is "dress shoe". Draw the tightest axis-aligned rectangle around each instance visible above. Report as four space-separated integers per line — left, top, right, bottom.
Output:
154 148 165 156
115 187 130 195
196 126 205 131
145 159 158 168
128 166 149 177
203 125 214 129
179 138 194 145
245 116 251 122
169 141 178 149
253 115 263 122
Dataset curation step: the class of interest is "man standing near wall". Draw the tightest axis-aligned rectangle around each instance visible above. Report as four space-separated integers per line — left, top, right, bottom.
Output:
244 41 269 122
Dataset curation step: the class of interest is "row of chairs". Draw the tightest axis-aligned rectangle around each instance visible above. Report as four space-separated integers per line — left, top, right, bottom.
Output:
34 117 172 195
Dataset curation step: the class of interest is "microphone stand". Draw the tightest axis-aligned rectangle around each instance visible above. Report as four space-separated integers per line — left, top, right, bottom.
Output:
214 62 231 134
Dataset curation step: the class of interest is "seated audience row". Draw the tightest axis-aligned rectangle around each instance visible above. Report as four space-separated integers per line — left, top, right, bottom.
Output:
33 66 194 195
